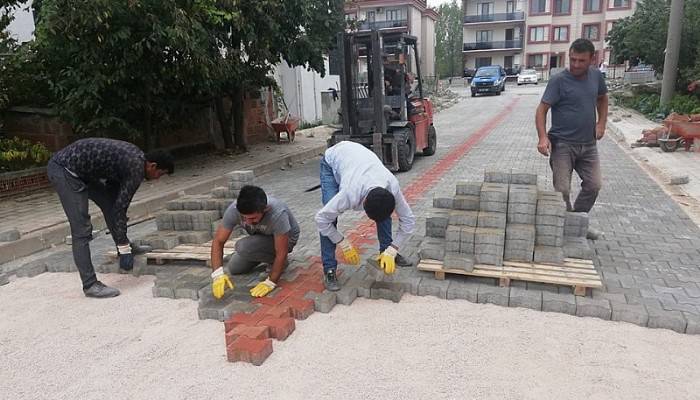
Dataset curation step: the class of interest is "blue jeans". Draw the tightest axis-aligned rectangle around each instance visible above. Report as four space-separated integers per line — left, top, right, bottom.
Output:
319 157 393 272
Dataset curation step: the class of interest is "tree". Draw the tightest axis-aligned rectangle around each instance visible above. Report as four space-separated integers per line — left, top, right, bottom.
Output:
435 0 462 79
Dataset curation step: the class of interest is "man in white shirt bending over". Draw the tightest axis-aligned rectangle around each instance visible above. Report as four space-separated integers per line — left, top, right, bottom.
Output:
315 141 416 291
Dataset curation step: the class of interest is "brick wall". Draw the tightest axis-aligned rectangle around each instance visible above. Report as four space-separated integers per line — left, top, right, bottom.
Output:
0 167 49 198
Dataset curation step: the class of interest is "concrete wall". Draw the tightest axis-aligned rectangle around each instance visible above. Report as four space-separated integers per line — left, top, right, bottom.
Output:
421 15 436 76
274 57 340 124
321 91 341 125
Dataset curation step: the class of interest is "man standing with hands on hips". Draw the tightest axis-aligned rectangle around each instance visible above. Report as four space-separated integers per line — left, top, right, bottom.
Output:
535 38 607 239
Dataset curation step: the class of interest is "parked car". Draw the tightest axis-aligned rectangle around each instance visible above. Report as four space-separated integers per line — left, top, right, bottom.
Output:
470 66 506 97
463 67 475 79
517 69 539 85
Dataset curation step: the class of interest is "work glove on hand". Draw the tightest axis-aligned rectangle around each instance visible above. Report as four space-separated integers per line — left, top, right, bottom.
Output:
378 245 398 275
339 239 360 265
117 244 134 271
250 278 277 298
211 267 234 299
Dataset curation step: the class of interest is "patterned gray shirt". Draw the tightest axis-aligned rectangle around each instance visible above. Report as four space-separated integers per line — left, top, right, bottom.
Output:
51 138 145 244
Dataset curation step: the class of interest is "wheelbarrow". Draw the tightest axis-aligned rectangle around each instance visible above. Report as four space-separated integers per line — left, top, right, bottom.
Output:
270 114 300 143
659 113 700 152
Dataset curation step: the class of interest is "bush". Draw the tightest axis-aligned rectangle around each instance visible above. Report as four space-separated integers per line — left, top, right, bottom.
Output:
0 137 52 172
613 92 700 118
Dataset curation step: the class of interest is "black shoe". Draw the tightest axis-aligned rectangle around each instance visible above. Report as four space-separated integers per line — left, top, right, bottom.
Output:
395 254 412 267
83 281 120 298
324 269 340 292
130 243 153 255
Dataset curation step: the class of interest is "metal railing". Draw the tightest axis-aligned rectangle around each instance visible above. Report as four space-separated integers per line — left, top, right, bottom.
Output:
463 39 523 51
463 12 525 23
358 19 408 30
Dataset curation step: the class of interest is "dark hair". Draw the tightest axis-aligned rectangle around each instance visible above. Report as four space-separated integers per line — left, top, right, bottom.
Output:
145 150 175 174
363 187 395 222
569 38 595 56
236 185 268 214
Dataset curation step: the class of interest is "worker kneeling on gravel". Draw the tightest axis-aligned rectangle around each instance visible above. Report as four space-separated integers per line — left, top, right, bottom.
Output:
316 141 415 292
209 185 300 299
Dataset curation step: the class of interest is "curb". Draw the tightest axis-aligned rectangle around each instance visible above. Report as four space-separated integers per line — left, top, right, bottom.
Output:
0 144 326 265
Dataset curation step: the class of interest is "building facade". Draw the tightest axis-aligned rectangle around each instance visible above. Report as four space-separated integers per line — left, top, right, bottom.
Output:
345 0 439 77
463 0 635 74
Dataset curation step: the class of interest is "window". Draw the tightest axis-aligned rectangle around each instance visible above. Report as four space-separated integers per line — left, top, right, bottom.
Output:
504 55 514 69
584 0 601 12
528 54 545 68
478 2 493 15
531 0 547 13
554 0 570 14
611 0 630 7
506 1 515 13
386 9 400 20
529 26 548 42
583 24 600 40
476 57 492 68
552 26 568 41
366 11 375 22
476 30 493 42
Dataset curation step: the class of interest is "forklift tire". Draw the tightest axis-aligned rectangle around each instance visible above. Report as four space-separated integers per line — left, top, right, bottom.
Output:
496 90 501 96
397 128 416 172
471 92 476 97
423 125 437 156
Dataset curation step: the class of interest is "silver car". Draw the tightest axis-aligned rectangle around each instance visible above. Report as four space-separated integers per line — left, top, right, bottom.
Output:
517 69 539 85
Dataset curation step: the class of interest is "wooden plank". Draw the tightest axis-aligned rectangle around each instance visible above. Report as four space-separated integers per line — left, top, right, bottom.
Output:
574 286 587 296
504 260 596 271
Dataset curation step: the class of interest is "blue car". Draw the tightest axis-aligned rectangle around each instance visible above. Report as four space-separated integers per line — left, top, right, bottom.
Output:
470 65 507 97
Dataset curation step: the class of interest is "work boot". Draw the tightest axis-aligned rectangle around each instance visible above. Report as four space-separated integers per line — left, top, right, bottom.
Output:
586 227 602 240
130 243 153 255
395 254 412 267
83 281 120 298
324 269 340 292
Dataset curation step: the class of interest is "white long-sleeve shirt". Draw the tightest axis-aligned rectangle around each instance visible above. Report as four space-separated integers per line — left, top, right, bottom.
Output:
315 141 415 248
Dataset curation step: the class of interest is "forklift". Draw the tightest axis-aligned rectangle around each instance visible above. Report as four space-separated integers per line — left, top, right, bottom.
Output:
329 30 437 172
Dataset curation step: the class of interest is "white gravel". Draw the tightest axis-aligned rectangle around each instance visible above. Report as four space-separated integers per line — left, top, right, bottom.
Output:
1 273 699 400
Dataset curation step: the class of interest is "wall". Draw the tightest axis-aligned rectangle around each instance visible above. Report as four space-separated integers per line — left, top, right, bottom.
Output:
274 57 340 124
421 16 436 76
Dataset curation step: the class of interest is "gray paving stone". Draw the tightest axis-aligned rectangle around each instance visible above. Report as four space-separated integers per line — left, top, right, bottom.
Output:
484 170 510 184
542 292 576 315
479 200 507 213
177 231 212 244
16 260 48 278
646 307 687 333
535 215 565 227
226 170 255 182
141 232 180 250
0 273 8 286
456 181 482 196
460 227 476 254
444 253 474 272
171 212 193 231
508 202 537 215
418 279 450 299
508 185 538 204
453 195 479 211
370 281 405 303
536 201 566 217
682 312 700 335
191 210 220 231
504 238 535 251
174 278 210 300
509 287 542 310
155 213 174 231
503 248 533 262
0 229 20 242
448 210 478 227
535 224 564 237
336 286 358 305
356 278 374 298
433 196 454 209
526 281 559 293
535 234 564 247
446 280 479 302
305 291 337 313
480 183 509 203
445 240 460 253
426 211 449 229
445 225 461 242
475 228 505 245
506 224 536 240
575 297 612 320
475 252 503 266
507 212 536 225
510 172 538 185
611 303 649 327
533 245 565 265
538 191 562 202
426 226 446 238
477 285 510 306
419 243 445 261
563 237 593 259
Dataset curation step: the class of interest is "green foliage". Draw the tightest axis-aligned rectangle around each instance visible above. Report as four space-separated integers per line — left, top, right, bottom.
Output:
613 92 700 118
0 136 52 172
435 0 462 78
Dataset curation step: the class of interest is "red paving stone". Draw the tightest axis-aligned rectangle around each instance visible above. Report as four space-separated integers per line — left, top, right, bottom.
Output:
227 337 274 365
225 325 270 347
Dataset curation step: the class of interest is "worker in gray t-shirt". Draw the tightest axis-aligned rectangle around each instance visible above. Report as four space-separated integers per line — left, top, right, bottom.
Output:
209 185 300 299
535 39 608 237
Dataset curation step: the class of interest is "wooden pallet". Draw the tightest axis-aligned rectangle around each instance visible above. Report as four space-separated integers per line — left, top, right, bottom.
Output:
108 239 238 266
417 257 602 296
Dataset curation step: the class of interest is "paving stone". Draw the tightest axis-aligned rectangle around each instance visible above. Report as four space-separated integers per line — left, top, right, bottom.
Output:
356 278 374 297
508 185 538 204
459 227 476 254
474 228 505 245
575 297 612 320
455 181 482 196
475 252 504 266
304 291 337 313
510 171 538 185
336 286 358 305
448 210 478 227
370 281 405 302
479 200 508 213
538 191 561 202
535 224 564 237
565 212 589 227
445 225 461 242
155 213 174 231
211 187 229 199
453 195 479 211
418 243 445 261
479 183 509 203
533 246 564 264
16 260 48 278
433 196 454 209
611 303 649 327
535 234 564 247
227 337 272 365
509 287 542 310
477 285 510 306
426 211 449 229
0 273 8 286
227 170 255 182
177 231 212 244
174 276 210 300
191 210 221 231
229 180 248 191
535 215 565 228
503 247 533 262
542 292 577 315
506 224 535 240
0 229 20 242
536 201 566 217
446 280 479 302
477 212 506 229
141 232 180 250
564 225 588 238
171 211 193 231
683 312 700 335
426 226 446 238
525 282 558 293
563 237 594 259
508 202 537 215
484 170 510 184
182 196 206 210
417 279 450 299
646 306 687 333
444 252 474 272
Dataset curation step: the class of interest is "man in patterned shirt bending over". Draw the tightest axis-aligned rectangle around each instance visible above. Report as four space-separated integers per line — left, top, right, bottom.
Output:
48 138 174 298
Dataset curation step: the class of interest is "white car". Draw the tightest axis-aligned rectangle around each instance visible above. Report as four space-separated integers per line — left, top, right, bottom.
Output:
517 69 539 85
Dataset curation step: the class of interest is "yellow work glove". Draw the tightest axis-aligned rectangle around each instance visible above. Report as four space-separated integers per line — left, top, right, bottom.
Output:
339 239 360 265
250 278 277 298
211 267 234 299
379 245 398 275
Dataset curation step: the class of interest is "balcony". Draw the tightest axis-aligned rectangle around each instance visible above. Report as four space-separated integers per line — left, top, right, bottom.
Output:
358 19 408 30
463 12 525 24
463 39 523 52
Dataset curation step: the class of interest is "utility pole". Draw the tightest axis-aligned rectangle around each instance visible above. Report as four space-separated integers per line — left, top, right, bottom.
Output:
660 0 684 107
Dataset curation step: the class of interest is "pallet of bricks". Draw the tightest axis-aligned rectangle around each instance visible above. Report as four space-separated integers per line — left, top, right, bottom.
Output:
417 169 602 296
134 170 255 265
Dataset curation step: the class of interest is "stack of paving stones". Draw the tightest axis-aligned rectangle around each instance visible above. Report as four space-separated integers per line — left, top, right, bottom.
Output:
420 169 592 268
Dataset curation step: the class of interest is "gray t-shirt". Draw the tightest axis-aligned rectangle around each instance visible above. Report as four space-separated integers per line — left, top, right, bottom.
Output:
222 196 300 245
541 67 607 144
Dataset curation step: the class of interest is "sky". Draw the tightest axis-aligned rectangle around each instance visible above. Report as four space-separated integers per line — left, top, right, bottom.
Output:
428 0 458 7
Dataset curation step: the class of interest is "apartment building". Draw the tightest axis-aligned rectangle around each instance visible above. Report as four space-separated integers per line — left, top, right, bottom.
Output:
462 0 526 74
345 0 439 76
